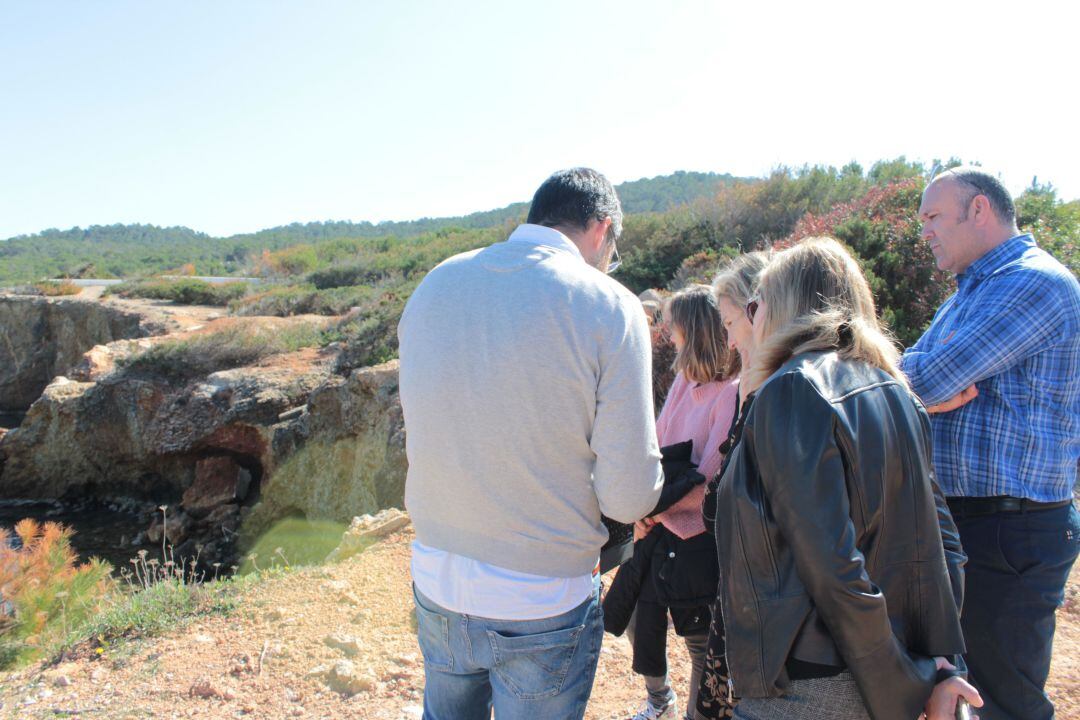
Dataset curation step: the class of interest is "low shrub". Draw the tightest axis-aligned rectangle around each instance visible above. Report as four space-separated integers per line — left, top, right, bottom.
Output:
118 320 327 381
107 278 250 306
254 246 320 277
0 515 252 668
781 179 952 346
33 280 83 296
230 283 380 317
78 576 238 654
0 519 113 668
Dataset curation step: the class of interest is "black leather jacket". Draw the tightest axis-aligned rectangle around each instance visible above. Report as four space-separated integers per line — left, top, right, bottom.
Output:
714 351 966 720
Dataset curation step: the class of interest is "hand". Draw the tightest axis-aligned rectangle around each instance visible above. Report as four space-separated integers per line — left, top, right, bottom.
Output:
923 676 983 720
633 517 656 541
926 385 978 414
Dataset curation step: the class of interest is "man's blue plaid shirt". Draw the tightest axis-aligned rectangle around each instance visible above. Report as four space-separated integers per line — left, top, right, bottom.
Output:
900 234 1080 502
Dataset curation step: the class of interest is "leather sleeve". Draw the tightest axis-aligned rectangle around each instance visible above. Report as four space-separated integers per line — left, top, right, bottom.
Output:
919 404 967 614
751 372 935 720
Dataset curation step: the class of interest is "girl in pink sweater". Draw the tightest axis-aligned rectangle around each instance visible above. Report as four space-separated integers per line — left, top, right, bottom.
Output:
616 284 739 720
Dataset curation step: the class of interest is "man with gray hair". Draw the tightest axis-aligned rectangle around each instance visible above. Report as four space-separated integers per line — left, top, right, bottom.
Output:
900 167 1080 720
399 167 663 719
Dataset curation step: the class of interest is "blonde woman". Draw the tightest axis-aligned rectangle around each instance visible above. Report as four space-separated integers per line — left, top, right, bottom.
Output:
604 285 738 720
713 251 770 397
694 251 770 719
713 238 980 720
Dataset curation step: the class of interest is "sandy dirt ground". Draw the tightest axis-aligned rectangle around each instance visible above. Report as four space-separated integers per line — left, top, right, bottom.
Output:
0 527 1077 719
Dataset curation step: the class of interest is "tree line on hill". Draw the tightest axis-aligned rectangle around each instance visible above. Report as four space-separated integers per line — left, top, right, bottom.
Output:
0 171 738 284
5 160 1077 369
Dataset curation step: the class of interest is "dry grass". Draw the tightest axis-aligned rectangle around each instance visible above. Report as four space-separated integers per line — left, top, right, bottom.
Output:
32 280 81 297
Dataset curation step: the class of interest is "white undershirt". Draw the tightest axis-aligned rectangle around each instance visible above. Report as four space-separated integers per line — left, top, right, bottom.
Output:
411 541 595 620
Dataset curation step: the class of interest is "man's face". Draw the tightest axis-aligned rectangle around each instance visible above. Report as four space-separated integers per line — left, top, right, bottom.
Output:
919 178 979 274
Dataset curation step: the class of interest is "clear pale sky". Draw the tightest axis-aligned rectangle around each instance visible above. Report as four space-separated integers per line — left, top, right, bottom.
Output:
1 0 1077 240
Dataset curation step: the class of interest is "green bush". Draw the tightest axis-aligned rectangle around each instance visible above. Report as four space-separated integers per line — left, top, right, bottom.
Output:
1016 182 1079 277
257 245 320 276
0 519 113 668
780 179 953 347
230 283 383 317
107 278 250 306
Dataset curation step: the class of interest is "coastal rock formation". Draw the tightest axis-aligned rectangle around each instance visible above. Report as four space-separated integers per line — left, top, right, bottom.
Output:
0 296 165 413
0 308 407 564
245 362 407 536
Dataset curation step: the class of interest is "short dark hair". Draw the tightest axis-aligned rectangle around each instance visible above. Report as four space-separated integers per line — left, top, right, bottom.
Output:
526 168 623 238
940 166 1016 225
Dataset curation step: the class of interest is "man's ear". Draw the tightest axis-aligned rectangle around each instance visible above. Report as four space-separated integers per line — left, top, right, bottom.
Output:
594 217 613 251
971 195 992 227
585 217 611 255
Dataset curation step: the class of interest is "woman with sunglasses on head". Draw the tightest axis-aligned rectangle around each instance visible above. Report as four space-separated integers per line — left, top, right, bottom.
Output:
692 251 771 719
603 284 739 720
713 238 981 720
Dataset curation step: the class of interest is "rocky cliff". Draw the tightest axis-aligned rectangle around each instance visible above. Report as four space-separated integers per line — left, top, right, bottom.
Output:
0 306 407 567
0 295 166 413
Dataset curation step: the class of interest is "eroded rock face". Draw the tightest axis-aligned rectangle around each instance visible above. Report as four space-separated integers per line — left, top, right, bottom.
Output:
244 362 407 537
0 328 407 566
0 348 334 500
0 296 164 413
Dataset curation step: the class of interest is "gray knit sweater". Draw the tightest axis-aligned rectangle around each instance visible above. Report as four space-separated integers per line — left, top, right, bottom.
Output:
398 225 663 577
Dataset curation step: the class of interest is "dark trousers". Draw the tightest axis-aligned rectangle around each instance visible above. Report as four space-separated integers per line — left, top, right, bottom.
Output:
954 503 1080 720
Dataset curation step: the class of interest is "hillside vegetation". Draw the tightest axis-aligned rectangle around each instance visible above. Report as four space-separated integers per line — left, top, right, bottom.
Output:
0 171 738 283
3 162 1076 363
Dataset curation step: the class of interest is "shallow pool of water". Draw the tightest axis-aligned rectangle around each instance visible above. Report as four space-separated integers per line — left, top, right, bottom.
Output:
0 411 24 429
0 500 154 574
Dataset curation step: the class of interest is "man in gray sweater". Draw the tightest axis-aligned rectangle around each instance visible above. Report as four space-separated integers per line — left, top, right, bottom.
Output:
399 167 664 719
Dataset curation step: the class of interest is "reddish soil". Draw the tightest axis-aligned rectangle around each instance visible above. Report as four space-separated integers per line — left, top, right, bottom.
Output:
0 527 1076 719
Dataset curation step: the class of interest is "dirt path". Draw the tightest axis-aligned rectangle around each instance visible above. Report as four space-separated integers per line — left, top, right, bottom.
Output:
1 527 1077 719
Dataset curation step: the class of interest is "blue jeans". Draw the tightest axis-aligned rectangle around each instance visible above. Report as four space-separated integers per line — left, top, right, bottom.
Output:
954 503 1080 720
412 580 604 720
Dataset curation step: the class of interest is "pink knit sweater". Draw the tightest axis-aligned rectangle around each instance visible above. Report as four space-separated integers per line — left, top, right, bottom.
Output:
653 373 739 539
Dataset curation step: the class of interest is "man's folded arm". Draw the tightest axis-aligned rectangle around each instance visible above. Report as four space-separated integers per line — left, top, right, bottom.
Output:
901 273 1064 405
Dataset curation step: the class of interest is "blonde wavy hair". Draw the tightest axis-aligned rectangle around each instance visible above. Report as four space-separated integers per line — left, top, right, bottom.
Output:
745 237 906 391
663 284 733 385
711 251 771 376
712 251 771 309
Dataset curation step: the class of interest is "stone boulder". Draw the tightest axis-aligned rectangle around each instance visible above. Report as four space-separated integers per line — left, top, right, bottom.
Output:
182 456 252 517
325 509 410 563
325 660 374 696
